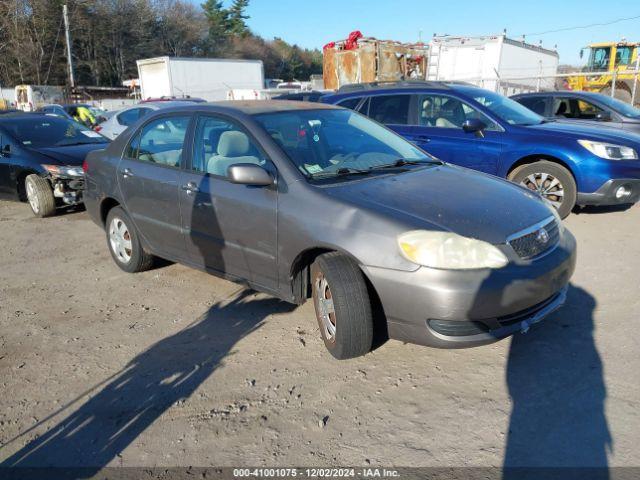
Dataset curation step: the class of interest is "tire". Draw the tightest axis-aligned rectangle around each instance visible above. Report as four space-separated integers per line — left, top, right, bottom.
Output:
601 86 632 104
105 206 154 273
25 174 56 218
311 252 374 360
508 161 577 219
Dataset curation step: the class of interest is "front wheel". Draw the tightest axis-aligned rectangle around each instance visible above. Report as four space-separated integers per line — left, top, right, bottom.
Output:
25 174 56 218
508 161 577 219
105 206 154 273
311 252 374 360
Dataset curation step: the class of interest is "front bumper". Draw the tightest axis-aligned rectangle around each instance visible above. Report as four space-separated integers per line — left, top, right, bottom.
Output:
577 178 640 206
363 230 577 349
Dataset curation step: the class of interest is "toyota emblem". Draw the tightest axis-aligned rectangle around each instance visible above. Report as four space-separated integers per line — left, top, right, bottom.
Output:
536 228 550 245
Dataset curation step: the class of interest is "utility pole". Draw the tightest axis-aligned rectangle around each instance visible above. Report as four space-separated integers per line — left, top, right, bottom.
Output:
62 4 75 89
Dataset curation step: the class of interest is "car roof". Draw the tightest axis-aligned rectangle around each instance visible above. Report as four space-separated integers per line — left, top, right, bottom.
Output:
513 91 602 98
324 81 488 101
146 100 340 116
122 101 199 110
208 100 338 114
0 112 55 122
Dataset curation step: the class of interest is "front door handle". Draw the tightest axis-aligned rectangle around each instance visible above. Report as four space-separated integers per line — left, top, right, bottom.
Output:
181 182 199 195
412 135 431 143
121 168 134 178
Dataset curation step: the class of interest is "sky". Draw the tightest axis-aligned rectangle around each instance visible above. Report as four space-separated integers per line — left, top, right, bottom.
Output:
216 0 640 66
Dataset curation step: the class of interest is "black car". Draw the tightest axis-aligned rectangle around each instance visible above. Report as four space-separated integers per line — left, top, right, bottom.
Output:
0 113 109 217
512 91 640 134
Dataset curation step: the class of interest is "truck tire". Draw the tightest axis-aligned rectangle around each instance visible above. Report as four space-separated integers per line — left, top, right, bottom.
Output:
311 252 374 360
508 161 577 219
105 206 154 273
25 174 56 218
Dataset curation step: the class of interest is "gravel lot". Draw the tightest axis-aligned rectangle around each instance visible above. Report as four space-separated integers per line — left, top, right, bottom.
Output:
0 199 639 470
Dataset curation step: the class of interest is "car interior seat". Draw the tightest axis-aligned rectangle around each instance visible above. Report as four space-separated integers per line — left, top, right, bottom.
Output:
555 101 568 117
207 130 261 176
436 99 464 128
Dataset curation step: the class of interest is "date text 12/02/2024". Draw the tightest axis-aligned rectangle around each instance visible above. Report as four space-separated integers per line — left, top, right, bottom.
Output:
233 468 400 478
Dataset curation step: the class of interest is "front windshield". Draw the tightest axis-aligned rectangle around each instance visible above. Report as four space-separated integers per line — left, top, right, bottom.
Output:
594 94 640 119
470 90 544 126
253 109 437 179
1 116 108 147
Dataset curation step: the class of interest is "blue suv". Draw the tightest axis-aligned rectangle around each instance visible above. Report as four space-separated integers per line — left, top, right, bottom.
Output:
322 82 640 218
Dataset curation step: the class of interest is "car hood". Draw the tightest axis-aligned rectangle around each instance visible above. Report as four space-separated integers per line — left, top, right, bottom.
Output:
29 143 108 166
525 121 640 145
323 165 554 245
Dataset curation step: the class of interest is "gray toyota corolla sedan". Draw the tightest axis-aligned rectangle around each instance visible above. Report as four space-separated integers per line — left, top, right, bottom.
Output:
83 101 576 359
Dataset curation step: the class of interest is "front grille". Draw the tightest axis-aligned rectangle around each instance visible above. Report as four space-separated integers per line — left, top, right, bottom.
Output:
508 218 559 260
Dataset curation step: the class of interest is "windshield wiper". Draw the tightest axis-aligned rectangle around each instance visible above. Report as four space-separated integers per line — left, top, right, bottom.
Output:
311 167 372 179
369 158 440 170
56 140 106 147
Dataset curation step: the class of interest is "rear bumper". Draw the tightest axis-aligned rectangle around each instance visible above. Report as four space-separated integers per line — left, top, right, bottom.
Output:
363 230 576 349
577 178 640 206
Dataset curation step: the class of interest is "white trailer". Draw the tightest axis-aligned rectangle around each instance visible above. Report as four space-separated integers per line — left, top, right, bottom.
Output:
14 85 65 111
427 35 559 94
136 57 264 102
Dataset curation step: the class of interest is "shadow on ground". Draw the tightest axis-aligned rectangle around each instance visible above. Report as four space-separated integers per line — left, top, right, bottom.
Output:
0 289 294 472
574 204 633 215
503 285 611 479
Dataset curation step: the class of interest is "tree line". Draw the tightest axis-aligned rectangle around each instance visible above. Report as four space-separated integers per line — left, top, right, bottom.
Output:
0 0 323 88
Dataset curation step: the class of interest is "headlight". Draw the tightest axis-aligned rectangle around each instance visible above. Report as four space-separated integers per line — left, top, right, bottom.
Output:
42 164 84 177
397 230 508 270
578 140 637 160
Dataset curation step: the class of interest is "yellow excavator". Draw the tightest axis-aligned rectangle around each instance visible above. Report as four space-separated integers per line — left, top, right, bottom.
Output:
567 41 640 104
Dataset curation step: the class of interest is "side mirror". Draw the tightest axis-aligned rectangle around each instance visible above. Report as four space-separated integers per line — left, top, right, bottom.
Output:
228 163 273 186
596 111 612 122
462 119 487 136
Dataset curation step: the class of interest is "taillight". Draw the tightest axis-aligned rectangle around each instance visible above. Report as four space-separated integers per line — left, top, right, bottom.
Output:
82 159 89 173
94 125 102 132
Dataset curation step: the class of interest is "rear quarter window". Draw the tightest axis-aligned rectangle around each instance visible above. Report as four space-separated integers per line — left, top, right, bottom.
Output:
336 97 362 110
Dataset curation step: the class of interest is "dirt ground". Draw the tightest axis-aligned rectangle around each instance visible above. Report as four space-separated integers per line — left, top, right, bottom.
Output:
0 199 639 470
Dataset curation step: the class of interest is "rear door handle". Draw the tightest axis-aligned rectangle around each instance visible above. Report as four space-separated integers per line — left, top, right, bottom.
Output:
412 135 431 143
121 168 134 178
181 182 199 195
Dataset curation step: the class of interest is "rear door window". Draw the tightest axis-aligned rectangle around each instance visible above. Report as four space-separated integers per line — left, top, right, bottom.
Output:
367 95 411 125
554 97 604 119
133 116 190 168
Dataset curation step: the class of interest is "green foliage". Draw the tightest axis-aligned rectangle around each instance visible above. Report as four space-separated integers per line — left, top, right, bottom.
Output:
228 0 250 36
0 0 322 87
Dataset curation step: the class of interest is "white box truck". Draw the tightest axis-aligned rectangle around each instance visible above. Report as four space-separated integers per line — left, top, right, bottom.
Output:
427 35 559 95
136 57 264 102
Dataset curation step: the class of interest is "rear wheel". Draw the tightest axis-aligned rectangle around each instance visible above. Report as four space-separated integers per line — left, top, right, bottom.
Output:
25 174 56 217
105 206 154 273
311 252 374 360
508 161 577 219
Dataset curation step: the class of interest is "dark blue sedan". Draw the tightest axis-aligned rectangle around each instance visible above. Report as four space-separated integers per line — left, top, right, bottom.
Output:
322 82 640 218
0 113 109 217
